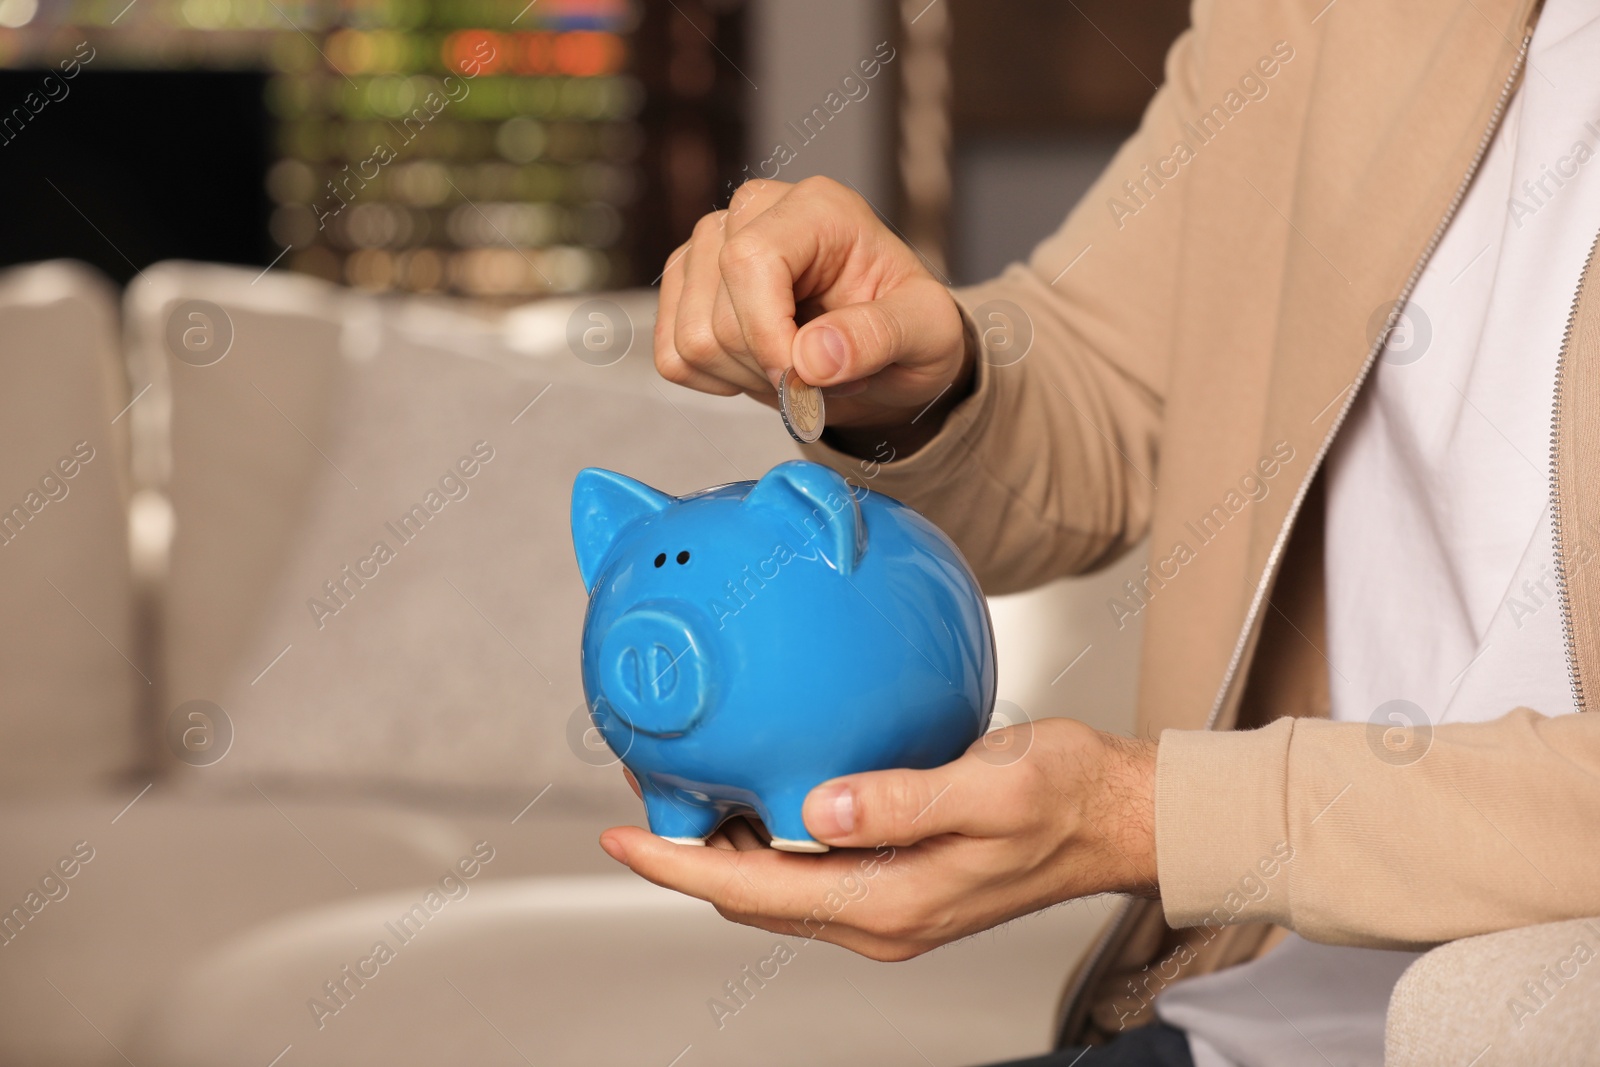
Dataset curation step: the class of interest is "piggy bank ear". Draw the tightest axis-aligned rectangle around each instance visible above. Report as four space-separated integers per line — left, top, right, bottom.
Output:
743 461 865 575
571 468 672 593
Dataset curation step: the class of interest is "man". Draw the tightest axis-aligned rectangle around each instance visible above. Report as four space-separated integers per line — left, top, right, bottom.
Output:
596 0 1600 1062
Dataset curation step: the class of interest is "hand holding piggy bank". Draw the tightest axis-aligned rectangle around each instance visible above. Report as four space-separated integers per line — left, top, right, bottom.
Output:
571 460 996 852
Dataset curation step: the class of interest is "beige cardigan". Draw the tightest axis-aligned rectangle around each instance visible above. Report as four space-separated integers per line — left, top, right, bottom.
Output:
801 0 1600 1043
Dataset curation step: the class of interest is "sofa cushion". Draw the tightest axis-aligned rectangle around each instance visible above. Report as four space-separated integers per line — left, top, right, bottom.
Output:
123 264 797 803
0 261 139 795
0 794 482 1067
127 872 1105 1067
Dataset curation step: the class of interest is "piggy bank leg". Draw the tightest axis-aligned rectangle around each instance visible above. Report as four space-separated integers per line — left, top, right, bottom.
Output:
641 788 722 846
754 790 829 853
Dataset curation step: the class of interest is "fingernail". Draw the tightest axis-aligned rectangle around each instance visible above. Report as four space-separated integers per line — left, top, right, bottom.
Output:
808 782 856 839
798 326 846 381
599 834 627 865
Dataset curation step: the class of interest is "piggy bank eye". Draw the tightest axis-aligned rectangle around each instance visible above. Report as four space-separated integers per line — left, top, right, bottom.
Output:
676 550 690 565
653 553 666 568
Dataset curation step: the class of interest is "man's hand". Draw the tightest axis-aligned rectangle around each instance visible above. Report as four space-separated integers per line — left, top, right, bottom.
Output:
598 719 1159 962
653 176 975 455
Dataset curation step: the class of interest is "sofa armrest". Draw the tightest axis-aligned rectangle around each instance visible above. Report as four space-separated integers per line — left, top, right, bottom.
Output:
1386 917 1600 1065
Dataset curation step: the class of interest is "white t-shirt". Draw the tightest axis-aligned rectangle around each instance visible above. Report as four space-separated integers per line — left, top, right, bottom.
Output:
1156 3 1598 1063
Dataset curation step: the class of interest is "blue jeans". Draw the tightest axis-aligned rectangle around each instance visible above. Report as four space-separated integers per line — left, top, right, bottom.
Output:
980 1022 1194 1066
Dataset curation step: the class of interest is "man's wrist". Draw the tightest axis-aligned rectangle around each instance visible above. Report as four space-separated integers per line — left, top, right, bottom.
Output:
1097 732 1161 899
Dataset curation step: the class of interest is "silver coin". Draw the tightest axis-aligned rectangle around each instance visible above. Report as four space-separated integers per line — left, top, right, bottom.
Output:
778 368 825 443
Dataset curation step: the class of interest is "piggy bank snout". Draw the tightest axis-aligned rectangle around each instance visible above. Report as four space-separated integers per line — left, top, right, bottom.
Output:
597 604 711 737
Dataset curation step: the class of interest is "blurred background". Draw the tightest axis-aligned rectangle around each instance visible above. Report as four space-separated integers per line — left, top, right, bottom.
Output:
0 0 1187 291
0 1 1185 1064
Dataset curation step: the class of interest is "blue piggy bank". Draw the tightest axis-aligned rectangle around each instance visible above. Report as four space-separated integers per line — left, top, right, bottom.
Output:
571 460 996 852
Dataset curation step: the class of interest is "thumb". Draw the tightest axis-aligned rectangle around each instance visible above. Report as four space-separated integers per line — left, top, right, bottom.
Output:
802 766 972 848
790 280 964 389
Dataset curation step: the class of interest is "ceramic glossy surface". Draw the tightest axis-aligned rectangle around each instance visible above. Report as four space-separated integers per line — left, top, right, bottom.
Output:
572 460 996 851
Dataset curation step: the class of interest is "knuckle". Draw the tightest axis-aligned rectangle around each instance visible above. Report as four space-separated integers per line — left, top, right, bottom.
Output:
728 178 779 217
796 174 846 201
854 303 902 364
864 908 934 953
797 175 869 220
874 942 924 963
654 348 693 385
718 233 766 276
674 320 721 366
870 774 927 840
711 307 745 352
869 909 925 945
692 210 728 241
712 865 756 916
727 183 759 215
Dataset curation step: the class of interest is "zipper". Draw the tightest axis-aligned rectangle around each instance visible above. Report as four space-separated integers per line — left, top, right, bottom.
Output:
1547 228 1599 713
1203 25 1534 730
1055 21 1536 1047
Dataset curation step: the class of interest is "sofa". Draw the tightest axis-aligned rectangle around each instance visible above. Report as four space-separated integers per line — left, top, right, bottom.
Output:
0 259 1143 1066
1 259 1586 1065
